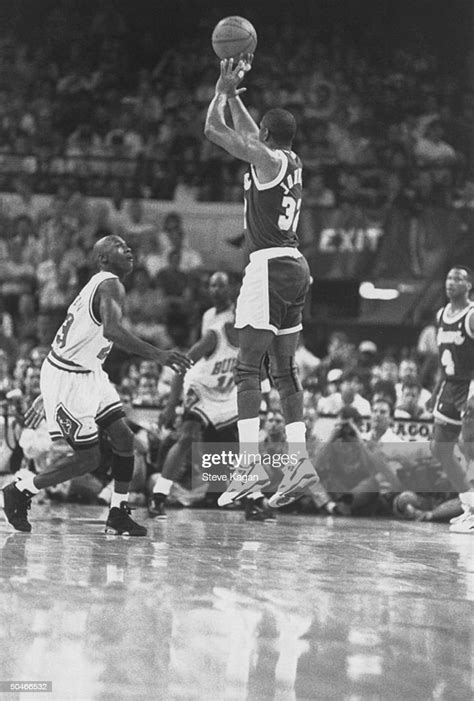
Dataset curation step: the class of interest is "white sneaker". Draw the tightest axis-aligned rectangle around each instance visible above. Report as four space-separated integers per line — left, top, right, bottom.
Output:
449 510 467 525
449 508 474 533
217 463 270 507
268 458 320 509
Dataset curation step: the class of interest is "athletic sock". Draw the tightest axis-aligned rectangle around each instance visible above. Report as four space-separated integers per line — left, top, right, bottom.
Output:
111 492 129 509
459 491 474 510
153 475 173 496
237 417 260 458
15 471 40 495
285 421 308 460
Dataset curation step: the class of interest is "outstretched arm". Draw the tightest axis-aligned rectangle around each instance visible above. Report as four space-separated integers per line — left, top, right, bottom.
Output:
99 279 192 374
224 55 259 137
204 58 279 171
228 95 259 138
205 92 265 164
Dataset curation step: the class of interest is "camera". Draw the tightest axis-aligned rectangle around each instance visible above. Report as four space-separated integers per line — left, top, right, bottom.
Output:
335 420 357 440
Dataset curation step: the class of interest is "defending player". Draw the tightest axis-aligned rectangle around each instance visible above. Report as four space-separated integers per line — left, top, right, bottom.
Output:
204 56 321 508
428 266 474 533
150 308 241 516
200 271 235 335
2 235 191 535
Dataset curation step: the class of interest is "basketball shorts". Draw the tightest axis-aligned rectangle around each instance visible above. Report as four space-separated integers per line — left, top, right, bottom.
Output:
183 383 237 430
235 247 311 335
41 355 125 449
433 378 473 426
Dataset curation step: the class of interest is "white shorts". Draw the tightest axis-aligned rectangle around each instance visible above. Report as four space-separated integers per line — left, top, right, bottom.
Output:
184 381 237 429
41 356 124 449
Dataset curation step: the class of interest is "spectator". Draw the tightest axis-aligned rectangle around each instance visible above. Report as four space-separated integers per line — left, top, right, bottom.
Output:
0 296 14 338
314 406 399 516
378 358 399 386
13 293 38 344
318 369 371 417
12 215 41 268
317 331 355 385
395 359 431 408
118 198 157 240
365 398 404 445
155 250 191 302
0 230 36 316
304 170 336 207
295 335 321 384
100 179 128 234
3 176 38 221
36 237 77 342
371 379 398 409
414 120 457 166
134 230 169 280
0 348 13 395
123 266 170 346
394 379 432 420
132 374 160 407
156 212 203 272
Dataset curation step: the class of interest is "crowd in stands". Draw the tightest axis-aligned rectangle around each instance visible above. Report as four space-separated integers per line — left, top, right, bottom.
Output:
0 1 471 203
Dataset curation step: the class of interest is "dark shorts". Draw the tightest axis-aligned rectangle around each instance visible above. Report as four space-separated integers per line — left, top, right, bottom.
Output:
235 251 311 335
433 379 471 426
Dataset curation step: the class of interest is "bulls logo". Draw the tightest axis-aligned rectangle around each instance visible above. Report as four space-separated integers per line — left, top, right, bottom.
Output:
55 404 81 444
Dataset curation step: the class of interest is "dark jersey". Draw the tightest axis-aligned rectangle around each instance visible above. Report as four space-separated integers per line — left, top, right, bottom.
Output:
436 304 474 380
243 149 303 253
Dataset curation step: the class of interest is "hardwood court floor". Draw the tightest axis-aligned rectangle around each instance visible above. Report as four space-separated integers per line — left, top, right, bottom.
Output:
0 504 473 701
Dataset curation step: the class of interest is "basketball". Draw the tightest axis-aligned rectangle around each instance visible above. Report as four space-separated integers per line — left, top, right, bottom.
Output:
392 491 428 518
212 16 257 60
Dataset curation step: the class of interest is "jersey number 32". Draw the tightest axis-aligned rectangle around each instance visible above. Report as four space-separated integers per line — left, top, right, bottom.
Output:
278 196 302 232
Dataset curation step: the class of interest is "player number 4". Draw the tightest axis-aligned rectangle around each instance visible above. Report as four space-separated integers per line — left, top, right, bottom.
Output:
278 196 302 233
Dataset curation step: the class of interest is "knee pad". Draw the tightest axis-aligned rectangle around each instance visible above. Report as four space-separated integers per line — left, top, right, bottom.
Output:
234 359 263 392
269 355 302 398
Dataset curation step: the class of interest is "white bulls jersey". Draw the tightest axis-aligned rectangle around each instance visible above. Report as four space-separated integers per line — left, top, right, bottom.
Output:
200 304 235 336
183 321 238 428
49 271 117 372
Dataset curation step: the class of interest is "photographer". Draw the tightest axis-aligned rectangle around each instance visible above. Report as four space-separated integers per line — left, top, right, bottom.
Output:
314 406 402 516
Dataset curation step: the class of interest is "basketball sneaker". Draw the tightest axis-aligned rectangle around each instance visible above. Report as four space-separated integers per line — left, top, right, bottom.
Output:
245 497 276 522
105 502 147 536
268 457 320 509
449 507 474 533
217 462 271 507
148 494 167 519
2 483 32 532
449 511 467 526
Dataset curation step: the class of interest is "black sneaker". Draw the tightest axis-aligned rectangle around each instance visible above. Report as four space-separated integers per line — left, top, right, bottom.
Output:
105 502 147 536
2 483 33 532
148 493 167 519
245 497 276 522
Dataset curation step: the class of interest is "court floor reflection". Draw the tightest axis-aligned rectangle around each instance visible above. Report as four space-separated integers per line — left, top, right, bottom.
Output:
0 505 472 700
